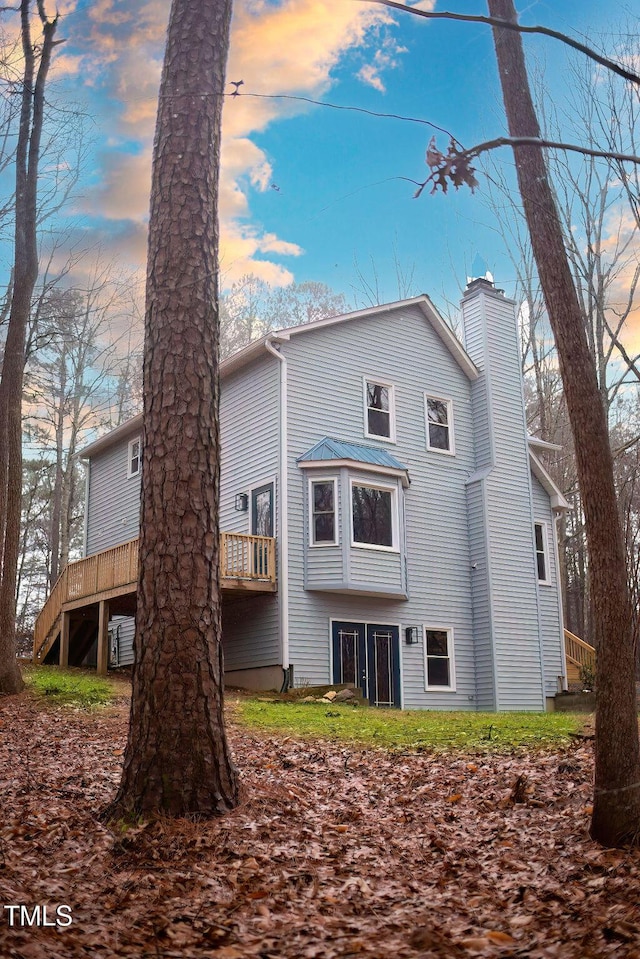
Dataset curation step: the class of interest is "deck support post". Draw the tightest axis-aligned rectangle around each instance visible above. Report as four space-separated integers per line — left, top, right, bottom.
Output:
97 600 110 676
59 611 70 667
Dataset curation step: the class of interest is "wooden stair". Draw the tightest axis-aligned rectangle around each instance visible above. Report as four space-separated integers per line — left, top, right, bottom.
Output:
564 628 595 684
33 533 277 670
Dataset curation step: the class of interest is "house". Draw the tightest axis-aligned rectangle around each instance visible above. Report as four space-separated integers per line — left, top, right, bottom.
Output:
34 276 584 710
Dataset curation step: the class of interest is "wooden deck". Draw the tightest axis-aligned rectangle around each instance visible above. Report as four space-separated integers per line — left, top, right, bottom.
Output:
33 533 276 671
564 628 595 684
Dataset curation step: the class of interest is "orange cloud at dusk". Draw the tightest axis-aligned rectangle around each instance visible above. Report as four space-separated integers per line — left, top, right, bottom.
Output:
66 0 405 287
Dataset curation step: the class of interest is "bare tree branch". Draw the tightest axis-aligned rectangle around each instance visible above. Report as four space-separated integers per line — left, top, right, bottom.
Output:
359 0 640 86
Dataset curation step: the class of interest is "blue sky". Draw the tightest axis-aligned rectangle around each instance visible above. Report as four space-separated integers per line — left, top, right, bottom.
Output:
5 0 640 318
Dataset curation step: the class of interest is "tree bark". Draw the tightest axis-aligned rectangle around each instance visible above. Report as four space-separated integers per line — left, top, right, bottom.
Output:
105 0 238 818
0 1 57 695
488 0 640 846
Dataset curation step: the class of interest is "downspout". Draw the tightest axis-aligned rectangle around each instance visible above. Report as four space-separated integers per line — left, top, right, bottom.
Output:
264 336 290 685
553 511 569 692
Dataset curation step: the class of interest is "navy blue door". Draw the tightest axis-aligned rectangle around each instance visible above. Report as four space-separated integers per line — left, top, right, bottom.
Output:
332 621 366 699
251 483 274 537
332 621 400 707
251 484 273 577
366 623 401 708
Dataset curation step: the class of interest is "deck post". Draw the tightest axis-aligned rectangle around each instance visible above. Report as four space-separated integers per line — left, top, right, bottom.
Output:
59 611 70 667
97 600 110 676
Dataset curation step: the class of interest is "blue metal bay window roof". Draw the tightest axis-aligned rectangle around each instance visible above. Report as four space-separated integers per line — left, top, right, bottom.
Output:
297 437 410 487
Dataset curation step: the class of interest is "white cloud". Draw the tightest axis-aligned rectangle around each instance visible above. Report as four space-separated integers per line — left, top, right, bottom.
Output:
70 0 402 287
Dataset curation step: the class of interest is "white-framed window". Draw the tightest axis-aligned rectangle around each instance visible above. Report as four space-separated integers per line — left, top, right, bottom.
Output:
425 394 455 455
534 522 550 584
424 626 456 690
350 479 398 551
364 377 396 442
309 477 338 546
127 437 141 478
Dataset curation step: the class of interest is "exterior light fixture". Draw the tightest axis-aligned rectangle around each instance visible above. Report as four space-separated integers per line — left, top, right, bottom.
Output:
405 626 420 646
235 493 248 512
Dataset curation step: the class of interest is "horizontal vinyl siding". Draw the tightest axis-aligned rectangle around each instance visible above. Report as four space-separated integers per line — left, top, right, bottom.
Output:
466 480 495 709
284 305 476 706
349 547 403 592
222 594 280 671
85 430 142 555
532 476 564 695
111 617 135 668
219 355 281 671
219 355 280 533
304 471 344 588
463 295 492 471
306 547 343 587
481 290 544 711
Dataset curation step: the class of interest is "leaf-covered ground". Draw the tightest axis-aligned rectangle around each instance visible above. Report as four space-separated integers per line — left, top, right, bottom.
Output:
1 691 639 958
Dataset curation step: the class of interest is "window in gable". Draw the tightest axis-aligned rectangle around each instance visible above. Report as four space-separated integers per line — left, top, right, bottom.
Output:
424 627 455 690
425 395 454 454
310 478 338 546
364 379 395 442
351 481 397 550
534 522 550 584
127 437 141 478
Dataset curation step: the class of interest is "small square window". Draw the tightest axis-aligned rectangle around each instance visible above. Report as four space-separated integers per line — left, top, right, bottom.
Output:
127 437 141 478
364 379 395 442
424 627 455 690
426 395 454 454
310 479 338 546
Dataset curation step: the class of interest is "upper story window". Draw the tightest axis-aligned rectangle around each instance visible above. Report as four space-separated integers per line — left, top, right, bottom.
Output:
127 437 141 478
425 395 454 455
364 378 396 442
424 627 455 690
310 478 338 546
351 480 398 551
534 522 550 584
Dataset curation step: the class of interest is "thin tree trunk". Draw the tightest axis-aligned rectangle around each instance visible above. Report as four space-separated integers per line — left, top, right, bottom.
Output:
49 367 66 587
0 2 57 694
105 0 238 818
488 0 640 846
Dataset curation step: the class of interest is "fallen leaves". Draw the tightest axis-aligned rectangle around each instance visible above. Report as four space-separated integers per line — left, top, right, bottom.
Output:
0 691 639 958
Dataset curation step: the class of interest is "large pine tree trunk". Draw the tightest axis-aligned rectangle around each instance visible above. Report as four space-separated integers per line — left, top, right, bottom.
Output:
105 0 238 818
488 0 640 846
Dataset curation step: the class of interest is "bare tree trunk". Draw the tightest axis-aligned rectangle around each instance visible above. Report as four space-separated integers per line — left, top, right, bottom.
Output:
0 2 58 694
488 0 640 847
105 0 238 818
49 360 66 586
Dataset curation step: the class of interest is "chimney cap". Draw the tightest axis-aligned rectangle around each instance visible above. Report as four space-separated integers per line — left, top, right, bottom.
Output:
463 275 506 297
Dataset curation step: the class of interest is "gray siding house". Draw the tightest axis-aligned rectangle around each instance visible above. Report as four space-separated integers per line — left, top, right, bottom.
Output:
72 276 569 709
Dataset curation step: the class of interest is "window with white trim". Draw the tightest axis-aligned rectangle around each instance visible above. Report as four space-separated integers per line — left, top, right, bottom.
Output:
310 478 338 546
534 522 550 583
424 627 455 689
127 437 141 478
425 395 454 454
351 481 397 550
364 379 395 442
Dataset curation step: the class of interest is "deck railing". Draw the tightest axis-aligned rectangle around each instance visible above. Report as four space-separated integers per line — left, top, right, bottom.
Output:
220 532 275 582
33 532 276 662
564 628 595 672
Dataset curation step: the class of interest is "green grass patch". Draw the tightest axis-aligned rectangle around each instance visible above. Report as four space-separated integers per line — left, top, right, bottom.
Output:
237 699 582 752
24 666 116 708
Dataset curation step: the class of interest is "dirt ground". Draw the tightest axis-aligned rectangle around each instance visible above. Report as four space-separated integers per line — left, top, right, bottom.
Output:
0 690 639 959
